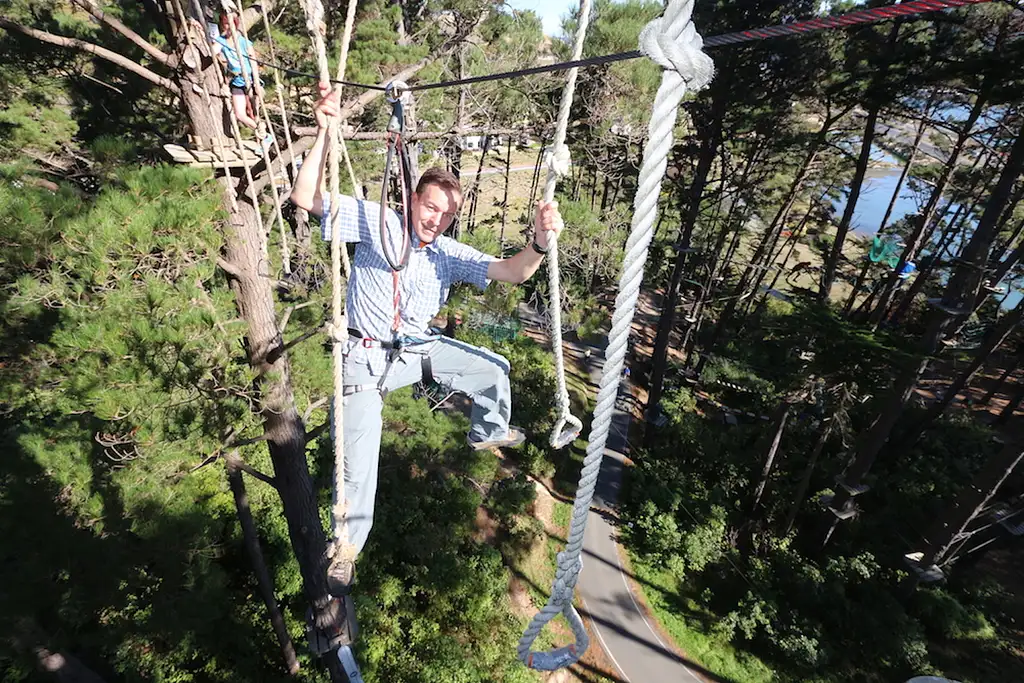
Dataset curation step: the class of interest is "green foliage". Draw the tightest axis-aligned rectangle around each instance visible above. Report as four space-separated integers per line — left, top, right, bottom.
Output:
913 588 998 642
0 166 301 681
486 472 536 525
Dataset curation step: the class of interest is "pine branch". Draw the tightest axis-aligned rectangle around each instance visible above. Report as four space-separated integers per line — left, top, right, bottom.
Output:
224 450 278 489
305 421 329 444
0 17 179 94
216 257 245 279
72 0 171 66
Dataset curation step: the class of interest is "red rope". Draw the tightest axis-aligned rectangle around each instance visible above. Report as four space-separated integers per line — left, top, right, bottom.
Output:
703 0 992 48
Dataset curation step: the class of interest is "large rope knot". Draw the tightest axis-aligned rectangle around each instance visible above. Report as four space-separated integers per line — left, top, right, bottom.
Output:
544 143 573 179
639 1 714 92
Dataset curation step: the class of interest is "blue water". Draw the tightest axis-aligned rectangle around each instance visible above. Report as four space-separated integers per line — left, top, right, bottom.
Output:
833 150 921 236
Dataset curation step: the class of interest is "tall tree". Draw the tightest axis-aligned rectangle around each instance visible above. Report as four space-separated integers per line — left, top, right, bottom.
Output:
821 115 1024 548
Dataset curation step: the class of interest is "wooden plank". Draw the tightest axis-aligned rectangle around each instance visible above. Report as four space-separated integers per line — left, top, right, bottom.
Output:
162 143 261 169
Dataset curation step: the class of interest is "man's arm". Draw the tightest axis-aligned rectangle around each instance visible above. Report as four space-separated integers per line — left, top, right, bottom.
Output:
487 201 563 284
289 84 339 216
290 126 329 215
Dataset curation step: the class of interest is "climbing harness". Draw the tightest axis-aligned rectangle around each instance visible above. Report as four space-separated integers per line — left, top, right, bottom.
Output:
379 82 415 272
518 0 714 670
341 328 441 398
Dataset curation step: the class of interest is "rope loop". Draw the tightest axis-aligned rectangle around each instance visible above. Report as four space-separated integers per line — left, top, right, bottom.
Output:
638 0 714 91
518 550 588 670
550 412 583 450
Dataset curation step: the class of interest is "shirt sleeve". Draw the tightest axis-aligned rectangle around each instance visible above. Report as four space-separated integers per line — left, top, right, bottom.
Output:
319 194 376 244
441 238 495 291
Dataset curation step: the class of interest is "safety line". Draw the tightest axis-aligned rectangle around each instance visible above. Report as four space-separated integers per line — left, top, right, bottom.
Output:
247 0 990 94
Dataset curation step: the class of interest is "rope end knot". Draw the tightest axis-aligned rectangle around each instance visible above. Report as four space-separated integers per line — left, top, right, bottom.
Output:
639 5 715 92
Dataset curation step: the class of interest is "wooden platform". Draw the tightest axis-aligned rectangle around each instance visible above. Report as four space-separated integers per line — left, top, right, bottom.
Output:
163 140 263 168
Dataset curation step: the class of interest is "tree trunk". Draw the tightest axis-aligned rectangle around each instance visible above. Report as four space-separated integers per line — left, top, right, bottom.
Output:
783 419 834 537
466 135 491 232
916 441 1024 569
499 137 513 246
820 19 903 301
749 404 791 521
843 105 930 315
227 455 301 676
887 200 970 326
867 87 990 326
980 353 1021 406
171 8 348 681
820 118 1024 549
644 98 724 434
819 103 882 301
740 404 791 555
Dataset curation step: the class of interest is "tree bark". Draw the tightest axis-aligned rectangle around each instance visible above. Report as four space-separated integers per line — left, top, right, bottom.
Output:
783 418 834 537
227 454 301 676
843 103 931 315
740 403 791 555
644 97 724 434
819 20 903 301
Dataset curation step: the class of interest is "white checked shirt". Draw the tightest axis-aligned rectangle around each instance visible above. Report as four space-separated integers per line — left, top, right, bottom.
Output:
320 194 494 373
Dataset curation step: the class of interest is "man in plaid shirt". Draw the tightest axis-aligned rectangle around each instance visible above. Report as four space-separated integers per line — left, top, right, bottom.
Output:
291 85 564 561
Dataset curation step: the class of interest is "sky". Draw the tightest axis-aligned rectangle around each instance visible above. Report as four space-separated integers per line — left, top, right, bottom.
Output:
503 0 577 37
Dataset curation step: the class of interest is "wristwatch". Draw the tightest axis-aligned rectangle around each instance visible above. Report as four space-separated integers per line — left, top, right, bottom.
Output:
531 240 549 255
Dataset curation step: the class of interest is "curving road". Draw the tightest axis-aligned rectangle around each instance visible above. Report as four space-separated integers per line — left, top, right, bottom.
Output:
515 302 714 682
572 347 710 683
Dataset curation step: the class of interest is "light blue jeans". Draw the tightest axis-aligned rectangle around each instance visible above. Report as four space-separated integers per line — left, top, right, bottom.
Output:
332 337 512 556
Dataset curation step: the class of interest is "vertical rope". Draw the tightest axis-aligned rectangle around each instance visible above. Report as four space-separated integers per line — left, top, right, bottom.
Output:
300 0 358 564
259 1 299 179
518 0 714 670
218 18 268 262
229 0 293 275
542 0 592 450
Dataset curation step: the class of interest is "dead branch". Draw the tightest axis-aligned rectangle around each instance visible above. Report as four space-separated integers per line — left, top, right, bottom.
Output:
0 17 179 94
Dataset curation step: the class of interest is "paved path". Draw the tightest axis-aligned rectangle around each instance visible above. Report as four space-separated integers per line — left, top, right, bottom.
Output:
572 348 706 683
515 303 710 681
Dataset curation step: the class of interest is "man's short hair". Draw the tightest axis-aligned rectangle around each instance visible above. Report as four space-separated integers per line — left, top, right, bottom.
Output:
415 167 462 197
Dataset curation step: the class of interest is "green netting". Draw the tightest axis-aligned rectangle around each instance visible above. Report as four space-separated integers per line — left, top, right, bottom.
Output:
467 312 522 342
868 235 901 268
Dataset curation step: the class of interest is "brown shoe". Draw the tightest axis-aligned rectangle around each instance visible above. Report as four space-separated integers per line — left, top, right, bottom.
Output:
468 426 527 451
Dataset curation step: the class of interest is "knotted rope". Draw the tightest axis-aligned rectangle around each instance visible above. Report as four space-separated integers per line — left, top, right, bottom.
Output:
299 0 358 571
517 0 713 670
542 0 592 452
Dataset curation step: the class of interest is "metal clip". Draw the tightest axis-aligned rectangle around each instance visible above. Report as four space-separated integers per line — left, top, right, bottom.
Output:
385 81 410 134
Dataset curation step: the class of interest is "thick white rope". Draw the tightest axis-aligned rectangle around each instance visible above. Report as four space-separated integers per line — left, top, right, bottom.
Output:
229 0 292 275
299 0 358 566
543 0 591 451
517 0 713 671
259 1 299 180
